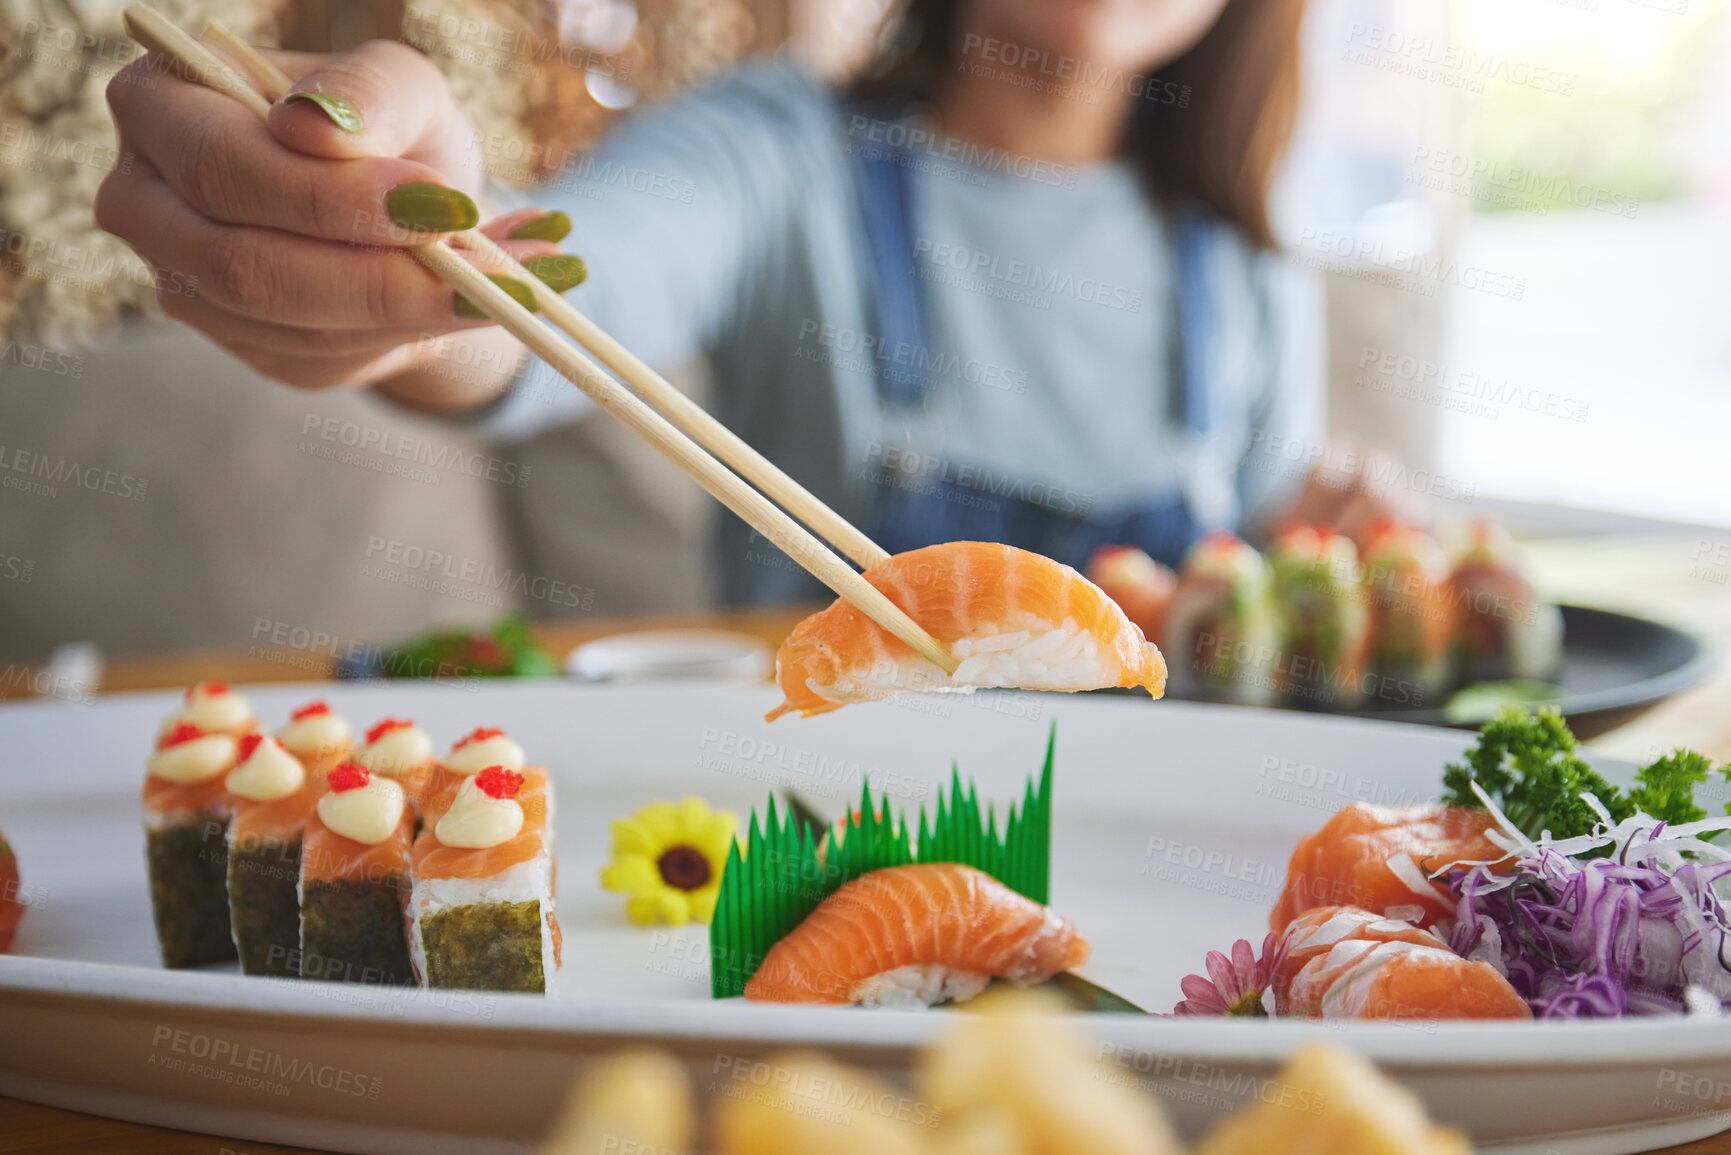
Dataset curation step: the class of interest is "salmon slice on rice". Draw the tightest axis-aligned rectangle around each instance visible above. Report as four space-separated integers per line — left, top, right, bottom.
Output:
769 542 1167 720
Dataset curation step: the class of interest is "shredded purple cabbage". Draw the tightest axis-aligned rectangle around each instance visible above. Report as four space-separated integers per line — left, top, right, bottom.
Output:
1443 819 1731 1019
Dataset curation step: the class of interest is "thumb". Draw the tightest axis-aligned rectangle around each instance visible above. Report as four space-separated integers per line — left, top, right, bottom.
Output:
267 40 467 170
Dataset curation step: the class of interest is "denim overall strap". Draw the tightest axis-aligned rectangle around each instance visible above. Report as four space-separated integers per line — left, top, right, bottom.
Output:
850 119 1211 569
849 110 930 409
1173 204 1216 435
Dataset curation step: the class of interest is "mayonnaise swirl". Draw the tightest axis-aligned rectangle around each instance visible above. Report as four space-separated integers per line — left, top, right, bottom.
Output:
317 776 406 845
441 733 525 776
226 735 306 802
354 724 433 778
276 711 352 764
160 685 255 737
434 775 524 849
147 734 237 783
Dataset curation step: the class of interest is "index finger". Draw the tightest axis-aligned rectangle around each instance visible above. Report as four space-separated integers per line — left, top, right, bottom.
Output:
108 62 477 246
265 41 469 167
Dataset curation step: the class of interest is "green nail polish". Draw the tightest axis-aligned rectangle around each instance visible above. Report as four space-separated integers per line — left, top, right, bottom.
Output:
454 275 540 319
522 254 587 294
284 91 364 133
509 211 572 242
388 182 480 233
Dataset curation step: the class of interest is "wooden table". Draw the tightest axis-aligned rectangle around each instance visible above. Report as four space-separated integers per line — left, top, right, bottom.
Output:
4 534 1731 1152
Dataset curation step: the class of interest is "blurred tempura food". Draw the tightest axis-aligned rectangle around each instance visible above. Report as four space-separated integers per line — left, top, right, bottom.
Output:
540 1049 696 1155
541 991 1471 1153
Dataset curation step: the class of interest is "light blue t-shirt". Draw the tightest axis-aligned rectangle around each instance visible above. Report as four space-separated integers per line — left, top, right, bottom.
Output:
486 61 1320 604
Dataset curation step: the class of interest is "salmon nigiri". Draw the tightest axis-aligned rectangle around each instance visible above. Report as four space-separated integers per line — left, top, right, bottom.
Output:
743 863 1090 1006
1271 802 1508 934
769 542 1167 721
1274 905 1530 1020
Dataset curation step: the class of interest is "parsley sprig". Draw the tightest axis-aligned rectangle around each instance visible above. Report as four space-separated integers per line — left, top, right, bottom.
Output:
1443 706 1723 842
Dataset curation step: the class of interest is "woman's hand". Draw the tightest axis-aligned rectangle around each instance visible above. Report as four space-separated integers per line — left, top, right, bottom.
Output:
96 40 570 406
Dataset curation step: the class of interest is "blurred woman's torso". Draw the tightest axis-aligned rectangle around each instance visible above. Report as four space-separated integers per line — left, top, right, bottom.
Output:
485 63 1314 604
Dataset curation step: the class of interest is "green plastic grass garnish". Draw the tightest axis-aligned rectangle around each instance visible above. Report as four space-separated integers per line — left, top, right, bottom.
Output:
709 727 1055 998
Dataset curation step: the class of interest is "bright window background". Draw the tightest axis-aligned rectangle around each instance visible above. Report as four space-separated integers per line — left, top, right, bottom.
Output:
1440 0 1731 528
788 0 1731 528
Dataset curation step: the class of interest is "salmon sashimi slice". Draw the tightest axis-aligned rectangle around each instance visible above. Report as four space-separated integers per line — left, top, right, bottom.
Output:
768 542 1167 721
1275 905 1530 1020
1273 905 1454 1010
1270 802 1508 935
412 769 551 881
230 774 325 850
742 862 1090 1006
301 807 414 886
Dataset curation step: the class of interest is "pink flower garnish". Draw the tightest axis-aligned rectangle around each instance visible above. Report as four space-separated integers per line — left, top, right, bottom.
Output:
1171 933 1284 1017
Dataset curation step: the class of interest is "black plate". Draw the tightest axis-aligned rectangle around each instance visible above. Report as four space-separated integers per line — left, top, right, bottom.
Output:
1167 605 1716 739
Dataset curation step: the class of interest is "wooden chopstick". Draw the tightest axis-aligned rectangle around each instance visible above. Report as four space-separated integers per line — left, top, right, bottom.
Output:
123 6 958 676
456 230 893 571
200 19 891 575
200 20 290 103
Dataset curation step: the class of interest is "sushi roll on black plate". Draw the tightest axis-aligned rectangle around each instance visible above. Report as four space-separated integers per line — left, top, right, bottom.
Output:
1446 520 1564 686
1266 525 1371 709
1359 520 1457 708
1161 532 1276 703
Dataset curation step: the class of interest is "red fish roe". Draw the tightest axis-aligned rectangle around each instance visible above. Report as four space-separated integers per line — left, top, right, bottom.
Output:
475 766 524 800
365 718 414 746
454 727 505 749
158 723 207 749
290 700 331 720
236 733 264 763
327 763 371 793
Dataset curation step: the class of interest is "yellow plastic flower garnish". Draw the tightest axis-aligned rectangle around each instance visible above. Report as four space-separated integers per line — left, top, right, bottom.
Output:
601 797 738 926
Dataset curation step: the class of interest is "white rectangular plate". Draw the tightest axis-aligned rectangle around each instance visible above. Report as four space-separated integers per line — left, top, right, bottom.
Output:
1 682 1727 1154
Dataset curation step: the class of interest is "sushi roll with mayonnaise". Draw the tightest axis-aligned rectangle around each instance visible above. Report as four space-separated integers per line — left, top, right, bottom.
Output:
353 717 436 816
1360 521 1456 705
225 732 322 976
410 766 560 993
1160 532 1277 702
299 763 416 985
1266 525 1371 708
1446 521 1564 685
157 681 257 741
422 726 528 829
143 721 241 967
274 699 353 777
